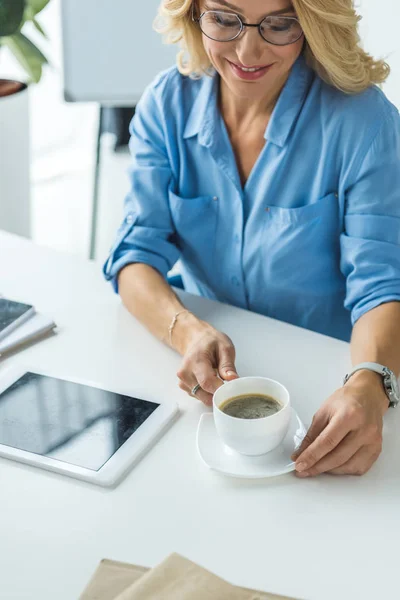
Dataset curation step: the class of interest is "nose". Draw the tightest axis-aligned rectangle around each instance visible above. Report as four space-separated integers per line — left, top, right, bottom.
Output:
235 26 264 65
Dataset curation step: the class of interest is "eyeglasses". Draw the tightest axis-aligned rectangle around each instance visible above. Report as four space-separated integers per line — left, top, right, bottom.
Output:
192 8 304 46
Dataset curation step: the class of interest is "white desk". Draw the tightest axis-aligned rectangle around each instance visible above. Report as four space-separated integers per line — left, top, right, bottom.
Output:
1 231 399 600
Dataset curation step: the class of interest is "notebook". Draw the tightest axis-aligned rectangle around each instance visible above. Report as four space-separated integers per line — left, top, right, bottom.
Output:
0 297 35 341
0 312 56 357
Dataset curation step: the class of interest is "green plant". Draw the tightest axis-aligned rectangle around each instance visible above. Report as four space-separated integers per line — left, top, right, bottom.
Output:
0 0 50 83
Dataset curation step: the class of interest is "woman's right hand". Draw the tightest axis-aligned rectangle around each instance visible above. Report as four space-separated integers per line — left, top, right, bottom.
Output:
176 321 239 405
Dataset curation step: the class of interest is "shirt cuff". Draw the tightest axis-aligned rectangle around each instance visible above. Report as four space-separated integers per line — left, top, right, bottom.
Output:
351 295 400 326
103 250 172 294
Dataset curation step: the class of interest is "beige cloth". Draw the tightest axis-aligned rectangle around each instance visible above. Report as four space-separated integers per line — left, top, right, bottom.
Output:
80 553 299 600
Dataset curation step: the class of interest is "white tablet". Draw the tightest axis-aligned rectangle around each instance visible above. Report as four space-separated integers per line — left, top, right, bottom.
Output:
0 365 179 487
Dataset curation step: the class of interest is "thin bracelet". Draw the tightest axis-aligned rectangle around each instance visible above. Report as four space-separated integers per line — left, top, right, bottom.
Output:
168 309 190 347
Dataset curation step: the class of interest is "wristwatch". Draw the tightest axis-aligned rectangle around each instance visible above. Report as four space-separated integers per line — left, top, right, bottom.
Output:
343 362 400 408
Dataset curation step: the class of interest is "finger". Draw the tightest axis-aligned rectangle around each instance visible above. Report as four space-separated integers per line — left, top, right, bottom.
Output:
217 344 239 381
294 415 350 473
328 444 381 476
177 379 213 406
177 360 217 405
176 365 197 392
295 431 361 477
291 412 328 461
192 358 225 396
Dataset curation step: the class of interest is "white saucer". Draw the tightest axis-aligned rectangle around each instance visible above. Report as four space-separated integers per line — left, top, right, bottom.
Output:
196 408 307 479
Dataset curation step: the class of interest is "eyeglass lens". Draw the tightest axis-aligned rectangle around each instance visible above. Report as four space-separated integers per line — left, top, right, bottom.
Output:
199 11 303 45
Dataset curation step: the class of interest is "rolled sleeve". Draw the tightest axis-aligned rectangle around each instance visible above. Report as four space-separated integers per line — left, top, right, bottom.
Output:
340 105 400 326
102 80 180 293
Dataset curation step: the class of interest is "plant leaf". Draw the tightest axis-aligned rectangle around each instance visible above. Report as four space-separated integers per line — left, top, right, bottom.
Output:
24 0 51 18
22 6 35 24
0 0 25 36
3 32 48 83
32 17 47 38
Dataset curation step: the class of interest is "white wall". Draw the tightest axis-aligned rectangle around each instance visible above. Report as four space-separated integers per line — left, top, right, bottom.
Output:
357 0 399 107
0 0 98 255
61 0 178 105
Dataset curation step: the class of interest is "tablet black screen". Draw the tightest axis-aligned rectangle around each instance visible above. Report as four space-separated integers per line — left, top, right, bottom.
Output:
0 372 160 470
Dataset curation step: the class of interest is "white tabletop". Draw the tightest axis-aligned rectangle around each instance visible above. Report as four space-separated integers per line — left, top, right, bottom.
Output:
0 231 399 600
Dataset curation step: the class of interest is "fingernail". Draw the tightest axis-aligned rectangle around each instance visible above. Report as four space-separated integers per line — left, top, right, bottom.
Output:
226 371 236 377
296 471 310 478
296 462 308 472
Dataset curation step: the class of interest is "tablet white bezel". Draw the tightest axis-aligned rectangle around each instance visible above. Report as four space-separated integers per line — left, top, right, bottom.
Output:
0 364 179 487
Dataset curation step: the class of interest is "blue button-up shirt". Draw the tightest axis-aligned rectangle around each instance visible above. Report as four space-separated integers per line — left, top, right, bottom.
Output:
103 53 400 342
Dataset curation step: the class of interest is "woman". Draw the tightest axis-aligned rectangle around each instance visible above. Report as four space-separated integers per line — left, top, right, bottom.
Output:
103 0 400 477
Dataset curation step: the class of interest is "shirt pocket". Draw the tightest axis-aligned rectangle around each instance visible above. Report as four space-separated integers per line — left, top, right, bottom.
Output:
267 192 339 226
168 190 218 268
263 192 342 291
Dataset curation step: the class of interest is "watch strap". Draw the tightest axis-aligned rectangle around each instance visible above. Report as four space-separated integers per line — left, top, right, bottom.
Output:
343 362 400 408
343 362 386 386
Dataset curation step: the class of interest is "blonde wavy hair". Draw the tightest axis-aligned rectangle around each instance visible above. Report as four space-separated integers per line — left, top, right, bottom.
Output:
154 0 390 94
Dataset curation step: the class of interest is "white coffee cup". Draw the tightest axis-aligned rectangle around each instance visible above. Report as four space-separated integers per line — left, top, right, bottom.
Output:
213 376 291 456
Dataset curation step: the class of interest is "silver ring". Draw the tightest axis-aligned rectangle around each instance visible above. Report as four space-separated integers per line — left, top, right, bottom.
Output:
191 383 201 397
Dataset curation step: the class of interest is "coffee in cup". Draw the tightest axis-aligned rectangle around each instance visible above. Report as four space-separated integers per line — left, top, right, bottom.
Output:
213 377 291 455
219 393 282 419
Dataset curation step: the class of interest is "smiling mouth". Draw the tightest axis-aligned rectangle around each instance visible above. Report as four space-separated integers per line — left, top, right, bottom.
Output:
228 60 272 72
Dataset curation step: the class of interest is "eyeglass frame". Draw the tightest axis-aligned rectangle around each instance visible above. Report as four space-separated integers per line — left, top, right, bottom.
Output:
191 5 304 46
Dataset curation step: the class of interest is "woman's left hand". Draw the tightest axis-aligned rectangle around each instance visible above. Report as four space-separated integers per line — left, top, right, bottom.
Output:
291 371 389 477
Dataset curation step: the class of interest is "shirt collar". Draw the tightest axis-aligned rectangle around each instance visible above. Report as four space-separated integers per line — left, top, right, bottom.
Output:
183 71 219 146
183 53 315 148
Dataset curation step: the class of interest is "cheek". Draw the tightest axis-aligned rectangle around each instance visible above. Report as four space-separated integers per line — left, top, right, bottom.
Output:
273 38 304 66
287 38 305 61
202 37 232 64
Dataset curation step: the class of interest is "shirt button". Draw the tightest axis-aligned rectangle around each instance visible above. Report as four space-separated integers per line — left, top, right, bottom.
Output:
213 196 218 201
126 214 135 223
265 207 270 212
231 276 239 286
234 234 240 243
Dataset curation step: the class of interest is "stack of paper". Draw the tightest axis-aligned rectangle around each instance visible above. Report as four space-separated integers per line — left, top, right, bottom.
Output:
0 297 56 357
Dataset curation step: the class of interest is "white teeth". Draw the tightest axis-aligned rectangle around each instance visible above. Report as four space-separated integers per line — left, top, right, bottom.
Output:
236 65 264 72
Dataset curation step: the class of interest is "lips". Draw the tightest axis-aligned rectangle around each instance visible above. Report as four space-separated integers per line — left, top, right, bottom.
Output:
230 61 272 71
227 59 273 81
